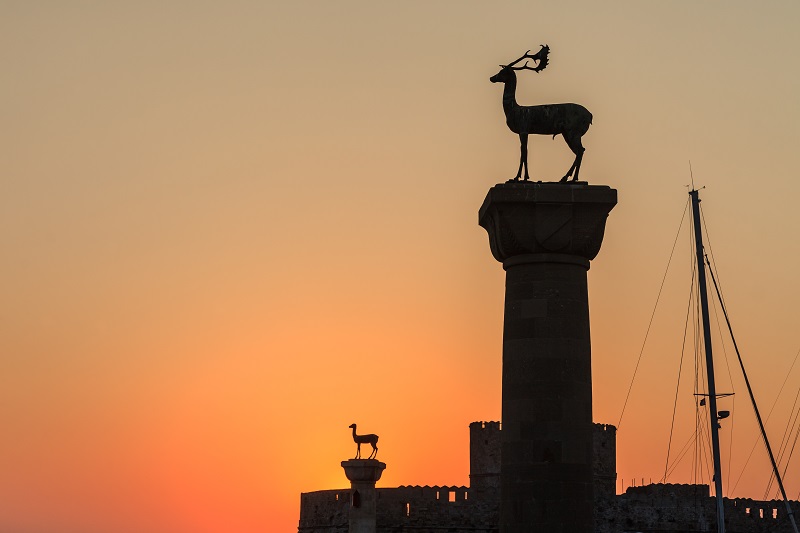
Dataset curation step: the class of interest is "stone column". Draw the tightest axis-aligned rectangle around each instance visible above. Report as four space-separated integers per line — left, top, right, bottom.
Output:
341 459 386 533
478 181 616 533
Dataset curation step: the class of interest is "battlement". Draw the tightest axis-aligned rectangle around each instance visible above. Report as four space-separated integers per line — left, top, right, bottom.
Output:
395 485 470 501
470 420 502 496
300 426 800 533
593 423 617 500
299 485 496 533
470 420 501 431
725 497 800 526
592 484 800 533
298 489 350 532
299 421 617 533
623 483 710 502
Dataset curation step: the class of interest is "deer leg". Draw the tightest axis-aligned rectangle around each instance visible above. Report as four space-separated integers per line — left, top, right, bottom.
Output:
516 133 529 181
572 151 584 182
355 443 361 459
560 133 585 182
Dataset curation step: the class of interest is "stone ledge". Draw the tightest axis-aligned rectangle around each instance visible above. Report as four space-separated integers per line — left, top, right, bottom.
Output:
479 182 617 263
341 459 386 483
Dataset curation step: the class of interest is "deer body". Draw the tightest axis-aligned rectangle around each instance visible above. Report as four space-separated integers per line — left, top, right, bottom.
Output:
491 46 592 182
349 423 379 460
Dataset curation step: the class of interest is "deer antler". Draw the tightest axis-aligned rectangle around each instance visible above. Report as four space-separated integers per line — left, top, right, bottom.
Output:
501 49 532 69
526 44 550 72
502 45 550 72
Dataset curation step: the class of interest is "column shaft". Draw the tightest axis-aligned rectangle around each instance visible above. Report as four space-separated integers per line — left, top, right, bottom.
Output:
501 256 593 532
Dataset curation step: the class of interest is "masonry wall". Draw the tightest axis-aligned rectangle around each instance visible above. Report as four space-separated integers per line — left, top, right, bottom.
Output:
594 484 800 533
298 489 350 533
470 421 501 498
724 497 800 533
299 422 800 533
299 485 497 533
377 485 496 533
593 423 617 501
596 484 714 533
299 422 609 532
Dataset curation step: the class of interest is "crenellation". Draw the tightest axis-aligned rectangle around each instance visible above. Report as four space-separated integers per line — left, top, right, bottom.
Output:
593 423 617 501
299 422 800 533
470 421 502 498
299 489 350 533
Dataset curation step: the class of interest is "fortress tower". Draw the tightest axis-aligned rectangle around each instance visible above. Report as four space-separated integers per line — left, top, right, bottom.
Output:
479 181 616 533
470 421 501 498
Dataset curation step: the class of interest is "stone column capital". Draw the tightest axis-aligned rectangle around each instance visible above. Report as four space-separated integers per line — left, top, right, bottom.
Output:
341 459 386 484
341 459 386 533
479 182 617 264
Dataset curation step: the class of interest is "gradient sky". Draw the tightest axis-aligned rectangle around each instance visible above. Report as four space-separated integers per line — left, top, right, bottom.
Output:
3 2 800 532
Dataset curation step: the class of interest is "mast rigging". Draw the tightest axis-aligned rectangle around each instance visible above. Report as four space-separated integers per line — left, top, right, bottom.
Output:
690 188 726 533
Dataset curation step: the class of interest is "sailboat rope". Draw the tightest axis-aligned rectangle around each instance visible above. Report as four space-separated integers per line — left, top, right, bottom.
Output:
705 251 800 533
766 388 800 499
663 265 695 482
617 198 690 429
731 345 800 493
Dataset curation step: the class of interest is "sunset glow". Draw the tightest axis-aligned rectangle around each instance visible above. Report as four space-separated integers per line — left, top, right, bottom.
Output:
3 2 800 532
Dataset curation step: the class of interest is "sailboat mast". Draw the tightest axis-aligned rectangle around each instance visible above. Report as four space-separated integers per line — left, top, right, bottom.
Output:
690 189 726 533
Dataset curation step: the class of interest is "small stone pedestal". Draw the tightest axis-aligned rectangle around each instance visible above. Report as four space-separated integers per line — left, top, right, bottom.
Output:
479 181 616 533
341 459 386 533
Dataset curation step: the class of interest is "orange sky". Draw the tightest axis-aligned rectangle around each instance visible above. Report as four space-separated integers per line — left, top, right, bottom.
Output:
3 2 800 532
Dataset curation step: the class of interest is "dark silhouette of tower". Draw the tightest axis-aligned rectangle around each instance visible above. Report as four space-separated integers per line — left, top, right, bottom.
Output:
470 421 501 498
479 181 616 533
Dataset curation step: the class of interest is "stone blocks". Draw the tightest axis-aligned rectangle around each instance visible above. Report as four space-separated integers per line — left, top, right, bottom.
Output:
479 181 617 533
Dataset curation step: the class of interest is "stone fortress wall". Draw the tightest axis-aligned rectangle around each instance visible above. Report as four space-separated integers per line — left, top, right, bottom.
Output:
599 483 800 533
299 421 800 532
299 422 612 533
298 485 492 533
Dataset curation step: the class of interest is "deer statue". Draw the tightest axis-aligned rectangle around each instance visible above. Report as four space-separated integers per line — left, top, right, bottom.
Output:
349 423 379 460
490 45 593 182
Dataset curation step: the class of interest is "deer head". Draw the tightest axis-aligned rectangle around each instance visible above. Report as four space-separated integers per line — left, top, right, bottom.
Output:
489 45 550 83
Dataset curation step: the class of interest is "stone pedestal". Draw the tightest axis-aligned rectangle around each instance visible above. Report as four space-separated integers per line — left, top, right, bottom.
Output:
479 181 616 533
341 459 386 533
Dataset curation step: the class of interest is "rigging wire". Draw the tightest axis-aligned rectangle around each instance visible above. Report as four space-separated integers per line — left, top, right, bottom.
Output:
767 382 800 499
765 386 800 498
705 252 800 533
728 396 736 491
663 261 695 482
781 406 800 499
617 198 690 429
692 223 702 487
666 428 698 478
773 389 800 498
664 236 701 482
699 201 739 488
655 194 800 532
695 402 713 487
689 204 716 494
731 345 800 493
708 271 737 484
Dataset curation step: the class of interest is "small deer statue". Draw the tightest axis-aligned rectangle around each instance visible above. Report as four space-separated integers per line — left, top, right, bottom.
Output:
349 423 379 460
490 45 592 182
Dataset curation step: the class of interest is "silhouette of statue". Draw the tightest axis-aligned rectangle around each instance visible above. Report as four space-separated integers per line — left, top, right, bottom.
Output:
490 45 593 183
349 423 379 459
